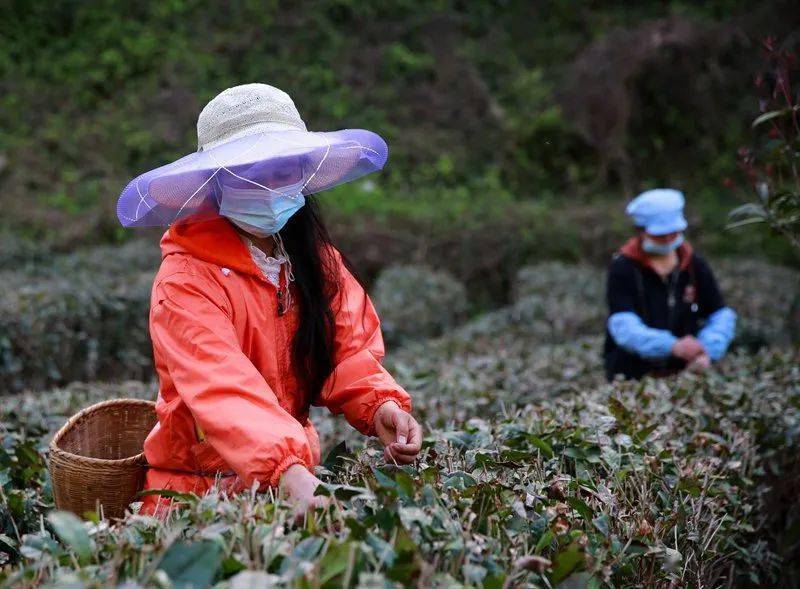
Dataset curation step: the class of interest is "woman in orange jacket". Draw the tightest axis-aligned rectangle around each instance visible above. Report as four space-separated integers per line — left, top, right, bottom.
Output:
117 84 422 515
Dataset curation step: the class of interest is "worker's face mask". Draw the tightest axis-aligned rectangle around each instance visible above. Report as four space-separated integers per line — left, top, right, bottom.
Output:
219 182 306 237
642 233 684 255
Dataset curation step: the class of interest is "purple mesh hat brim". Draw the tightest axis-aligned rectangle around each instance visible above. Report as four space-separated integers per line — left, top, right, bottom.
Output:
117 129 388 227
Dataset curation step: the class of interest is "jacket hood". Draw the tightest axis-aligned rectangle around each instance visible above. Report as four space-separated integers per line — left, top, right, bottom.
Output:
619 236 693 272
161 218 263 277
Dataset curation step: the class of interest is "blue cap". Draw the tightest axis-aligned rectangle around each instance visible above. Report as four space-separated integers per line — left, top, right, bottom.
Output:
625 189 688 236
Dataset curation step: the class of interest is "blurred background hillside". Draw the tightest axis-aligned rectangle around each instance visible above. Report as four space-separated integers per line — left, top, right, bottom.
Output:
1 1 799 295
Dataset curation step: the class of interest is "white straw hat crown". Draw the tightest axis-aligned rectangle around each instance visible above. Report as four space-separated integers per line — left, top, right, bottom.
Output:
197 83 307 151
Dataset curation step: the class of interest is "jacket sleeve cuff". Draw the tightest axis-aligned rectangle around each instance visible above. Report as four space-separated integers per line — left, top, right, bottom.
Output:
363 392 413 437
608 312 677 359
268 454 308 488
698 307 737 361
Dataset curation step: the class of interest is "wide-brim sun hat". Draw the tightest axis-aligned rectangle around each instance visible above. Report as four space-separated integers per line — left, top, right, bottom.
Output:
117 84 388 227
625 188 688 236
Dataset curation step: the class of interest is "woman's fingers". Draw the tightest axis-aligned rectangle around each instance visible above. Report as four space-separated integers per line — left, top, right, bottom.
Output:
391 439 420 454
384 441 415 463
407 419 422 448
390 444 418 456
393 418 422 453
394 412 410 445
290 494 331 523
386 449 415 464
383 417 422 464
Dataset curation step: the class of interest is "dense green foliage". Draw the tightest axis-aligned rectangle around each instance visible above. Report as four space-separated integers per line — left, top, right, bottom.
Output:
2 1 799 266
1 258 798 585
0 240 158 394
730 37 800 252
1 289 798 587
372 265 467 345
1 245 797 395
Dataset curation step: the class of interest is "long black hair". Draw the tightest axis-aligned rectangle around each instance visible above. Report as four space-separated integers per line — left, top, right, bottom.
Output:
279 196 360 400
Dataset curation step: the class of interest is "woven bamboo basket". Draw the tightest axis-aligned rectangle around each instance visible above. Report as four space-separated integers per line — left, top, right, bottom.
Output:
48 398 157 519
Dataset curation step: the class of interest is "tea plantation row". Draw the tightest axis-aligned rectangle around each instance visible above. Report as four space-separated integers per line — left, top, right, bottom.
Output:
1 243 797 395
1 284 798 587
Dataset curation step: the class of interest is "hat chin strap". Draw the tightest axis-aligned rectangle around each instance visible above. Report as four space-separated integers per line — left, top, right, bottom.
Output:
272 231 295 313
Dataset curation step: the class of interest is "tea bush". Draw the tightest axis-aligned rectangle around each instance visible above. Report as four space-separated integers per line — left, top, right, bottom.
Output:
0 270 154 395
1 253 797 395
1 285 798 587
372 265 468 345
0 239 160 282
511 263 606 344
514 263 604 303
0 240 157 394
714 258 800 347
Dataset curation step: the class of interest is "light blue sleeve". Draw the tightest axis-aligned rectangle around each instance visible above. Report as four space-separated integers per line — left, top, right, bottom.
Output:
697 307 737 361
608 312 677 360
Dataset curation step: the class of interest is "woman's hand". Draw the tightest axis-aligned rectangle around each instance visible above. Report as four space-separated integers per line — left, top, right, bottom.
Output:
687 353 711 373
374 401 423 465
279 463 329 512
671 336 705 362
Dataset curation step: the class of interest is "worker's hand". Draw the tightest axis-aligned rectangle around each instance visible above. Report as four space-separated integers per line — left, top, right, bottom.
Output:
279 463 329 512
671 336 705 361
374 401 423 465
687 353 711 373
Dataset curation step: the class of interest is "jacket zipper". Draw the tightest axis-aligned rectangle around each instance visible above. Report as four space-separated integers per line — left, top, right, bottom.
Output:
273 267 290 408
277 286 286 316
666 270 677 331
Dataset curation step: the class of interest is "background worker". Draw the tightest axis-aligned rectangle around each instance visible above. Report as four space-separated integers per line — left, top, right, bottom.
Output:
604 189 737 380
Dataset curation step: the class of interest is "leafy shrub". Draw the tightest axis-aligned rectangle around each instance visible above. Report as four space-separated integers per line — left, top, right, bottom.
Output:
0 240 160 394
372 264 468 345
511 263 606 344
330 195 629 309
514 262 604 302
0 238 160 283
1 317 798 586
2 252 796 395
0 271 154 395
3 247 800 586
0 234 52 270
715 258 800 347
730 37 800 252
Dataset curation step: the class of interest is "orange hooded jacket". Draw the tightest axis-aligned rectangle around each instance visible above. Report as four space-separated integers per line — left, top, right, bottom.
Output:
140 218 412 513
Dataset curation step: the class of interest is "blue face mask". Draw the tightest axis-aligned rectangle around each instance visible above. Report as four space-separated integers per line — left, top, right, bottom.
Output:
219 182 305 237
642 233 684 255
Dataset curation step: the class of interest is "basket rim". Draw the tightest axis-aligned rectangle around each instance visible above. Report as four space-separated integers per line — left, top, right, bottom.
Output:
49 398 156 467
